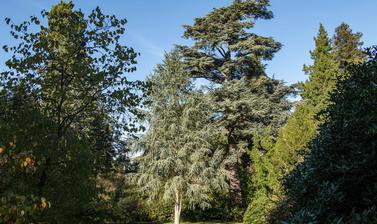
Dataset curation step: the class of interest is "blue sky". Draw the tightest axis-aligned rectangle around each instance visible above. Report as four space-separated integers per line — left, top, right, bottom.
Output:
1 0 377 84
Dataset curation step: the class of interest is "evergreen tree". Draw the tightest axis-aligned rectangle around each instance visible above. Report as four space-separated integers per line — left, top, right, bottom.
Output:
244 24 339 223
266 24 365 223
179 0 281 83
178 0 291 209
209 76 292 212
243 129 279 224
301 24 340 113
273 24 339 180
135 51 227 224
281 48 377 223
333 22 365 69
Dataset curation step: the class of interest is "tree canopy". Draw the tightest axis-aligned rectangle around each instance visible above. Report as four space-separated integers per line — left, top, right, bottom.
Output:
0 1 145 223
178 1 292 213
0 1 375 224
282 48 377 223
135 51 227 224
179 0 281 83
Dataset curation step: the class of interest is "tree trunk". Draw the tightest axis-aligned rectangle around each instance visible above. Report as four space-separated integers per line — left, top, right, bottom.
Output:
38 124 62 194
174 192 182 224
228 135 243 207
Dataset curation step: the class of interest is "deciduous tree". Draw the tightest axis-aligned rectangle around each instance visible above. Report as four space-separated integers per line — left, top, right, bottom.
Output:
1 1 145 222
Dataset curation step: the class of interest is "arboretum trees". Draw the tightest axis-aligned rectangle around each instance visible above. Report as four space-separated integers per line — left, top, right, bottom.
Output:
1 0 376 223
178 0 292 212
135 51 227 224
1 1 145 223
270 23 370 223
243 23 366 223
281 48 377 223
134 1 293 221
273 24 340 182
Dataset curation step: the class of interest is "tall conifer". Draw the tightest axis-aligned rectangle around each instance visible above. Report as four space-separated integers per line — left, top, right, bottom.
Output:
281 48 377 223
179 0 291 209
135 51 227 224
273 24 339 176
266 23 365 222
333 22 365 69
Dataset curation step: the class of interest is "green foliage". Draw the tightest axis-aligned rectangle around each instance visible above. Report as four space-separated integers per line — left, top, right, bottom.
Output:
301 24 340 114
1 1 373 223
0 91 51 223
42 137 95 223
135 50 228 223
209 75 292 213
244 23 366 223
88 111 117 175
81 172 146 224
142 197 173 222
0 89 95 223
179 0 292 211
0 193 47 224
211 76 292 140
273 23 365 183
280 48 377 223
181 192 233 222
1 1 144 223
273 24 345 186
243 130 279 224
2 1 144 135
333 22 365 69
179 0 280 83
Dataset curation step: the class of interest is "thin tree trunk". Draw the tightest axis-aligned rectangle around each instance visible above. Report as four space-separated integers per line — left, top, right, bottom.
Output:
174 191 181 224
38 123 63 194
